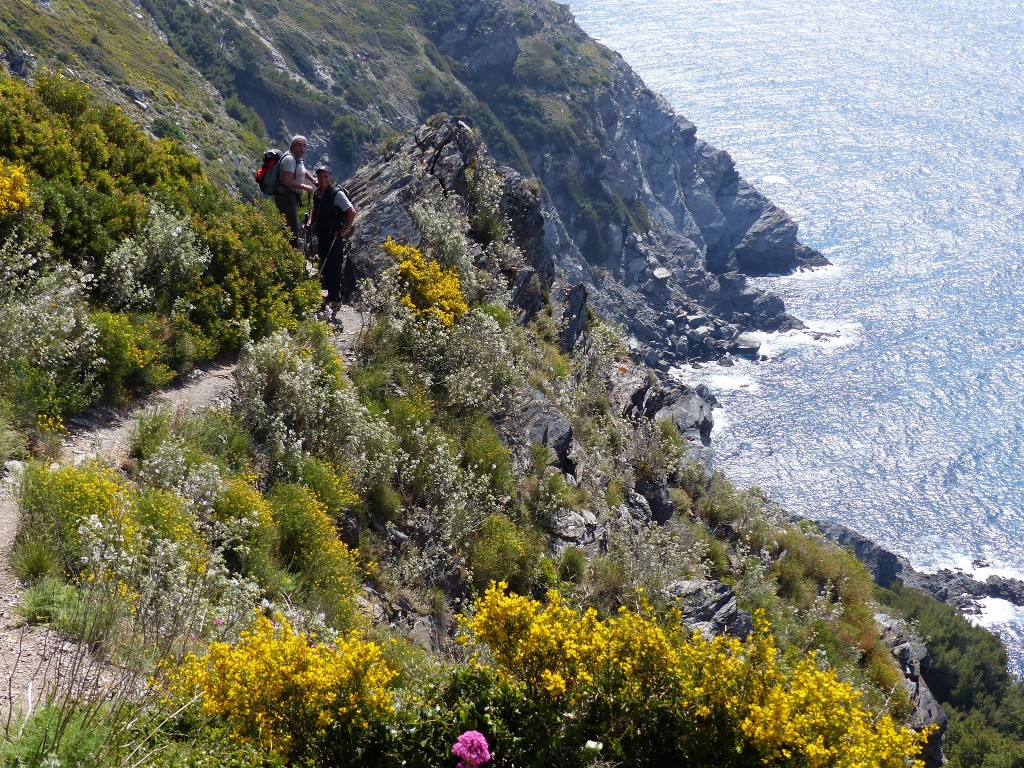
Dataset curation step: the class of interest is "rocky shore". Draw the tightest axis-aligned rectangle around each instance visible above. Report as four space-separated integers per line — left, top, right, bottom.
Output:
813 518 1024 613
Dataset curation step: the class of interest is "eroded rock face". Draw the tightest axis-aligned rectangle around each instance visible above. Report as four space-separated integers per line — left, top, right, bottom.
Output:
608 363 715 460
424 0 827 368
663 579 753 640
876 613 948 768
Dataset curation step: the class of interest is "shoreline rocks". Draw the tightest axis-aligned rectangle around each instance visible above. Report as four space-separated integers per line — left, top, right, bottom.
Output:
812 518 1024 613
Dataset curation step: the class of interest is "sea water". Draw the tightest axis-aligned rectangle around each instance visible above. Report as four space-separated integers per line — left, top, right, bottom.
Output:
567 0 1024 672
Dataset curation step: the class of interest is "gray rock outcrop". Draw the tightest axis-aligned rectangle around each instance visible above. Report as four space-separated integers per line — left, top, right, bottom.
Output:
876 613 948 768
664 579 753 640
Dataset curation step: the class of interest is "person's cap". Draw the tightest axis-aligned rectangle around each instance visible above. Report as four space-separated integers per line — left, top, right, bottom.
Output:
314 163 332 174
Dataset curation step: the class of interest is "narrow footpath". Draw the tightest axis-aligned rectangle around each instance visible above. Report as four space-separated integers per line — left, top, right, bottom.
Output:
0 305 365 728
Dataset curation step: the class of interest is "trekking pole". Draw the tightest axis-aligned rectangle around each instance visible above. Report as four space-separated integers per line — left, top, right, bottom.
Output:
319 235 339 275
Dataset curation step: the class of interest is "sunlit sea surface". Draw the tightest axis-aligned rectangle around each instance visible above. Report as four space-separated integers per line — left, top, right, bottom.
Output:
568 0 1024 672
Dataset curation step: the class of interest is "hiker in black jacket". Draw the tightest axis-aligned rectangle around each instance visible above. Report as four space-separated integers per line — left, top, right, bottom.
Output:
306 163 356 309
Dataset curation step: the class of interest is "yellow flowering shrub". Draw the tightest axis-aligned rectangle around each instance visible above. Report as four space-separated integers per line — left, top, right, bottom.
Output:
172 613 396 758
134 486 207 568
267 483 360 626
18 461 141 572
383 237 467 327
92 310 174 403
295 456 360 518
461 583 931 767
0 159 31 217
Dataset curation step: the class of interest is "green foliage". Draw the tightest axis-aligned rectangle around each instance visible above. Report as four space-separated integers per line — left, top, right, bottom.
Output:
151 116 185 141
469 514 545 594
267 483 359 626
459 417 514 500
16 461 132 575
331 113 376 168
0 397 26 461
129 408 175 463
10 534 61 585
224 95 265 137
294 455 360 518
92 310 174 403
15 576 77 625
557 545 587 584
0 704 111 768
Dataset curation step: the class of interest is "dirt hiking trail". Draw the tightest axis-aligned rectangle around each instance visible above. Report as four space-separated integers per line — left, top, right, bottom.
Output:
0 306 364 728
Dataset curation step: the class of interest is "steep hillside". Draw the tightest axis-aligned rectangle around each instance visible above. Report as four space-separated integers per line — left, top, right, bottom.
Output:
1 0 825 368
0 75 944 763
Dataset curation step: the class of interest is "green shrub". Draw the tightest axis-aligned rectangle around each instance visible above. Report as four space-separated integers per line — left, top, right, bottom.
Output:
180 410 253 473
213 478 278 583
696 470 750 529
294 455 360 518
10 532 61 584
267 483 359 626
460 416 514 499
151 116 185 141
365 480 402 522
92 310 174 403
235 326 393 480
17 461 136 574
557 545 587 584
0 397 26 461
130 407 175 462
331 112 375 167
16 576 77 625
469 514 545 594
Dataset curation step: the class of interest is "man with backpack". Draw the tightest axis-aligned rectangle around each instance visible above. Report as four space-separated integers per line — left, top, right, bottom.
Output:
274 135 316 247
305 162 356 309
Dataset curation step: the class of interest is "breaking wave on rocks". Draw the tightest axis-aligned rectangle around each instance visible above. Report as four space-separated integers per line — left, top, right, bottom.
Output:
570 0 1024 673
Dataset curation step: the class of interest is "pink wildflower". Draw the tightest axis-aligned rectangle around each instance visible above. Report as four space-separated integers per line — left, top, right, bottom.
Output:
451 730 491 768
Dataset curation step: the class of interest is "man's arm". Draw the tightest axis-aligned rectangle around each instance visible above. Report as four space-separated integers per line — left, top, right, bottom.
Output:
335 205 357 238
281 159 314 194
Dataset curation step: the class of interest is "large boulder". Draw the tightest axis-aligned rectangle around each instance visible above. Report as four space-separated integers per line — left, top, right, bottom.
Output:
664 579 753 640
497 387 576 474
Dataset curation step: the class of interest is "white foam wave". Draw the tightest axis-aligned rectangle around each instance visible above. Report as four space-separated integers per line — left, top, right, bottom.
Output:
971 597 1024 629
740 321 862 358
669 364 760 393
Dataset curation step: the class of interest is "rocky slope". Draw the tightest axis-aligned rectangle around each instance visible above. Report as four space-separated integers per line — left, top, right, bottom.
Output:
422 0 828 369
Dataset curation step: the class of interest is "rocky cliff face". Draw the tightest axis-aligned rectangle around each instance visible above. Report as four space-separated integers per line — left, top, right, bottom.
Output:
428 0 827 370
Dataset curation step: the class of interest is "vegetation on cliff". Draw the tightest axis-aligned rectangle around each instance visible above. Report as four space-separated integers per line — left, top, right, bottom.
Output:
0 74 945 767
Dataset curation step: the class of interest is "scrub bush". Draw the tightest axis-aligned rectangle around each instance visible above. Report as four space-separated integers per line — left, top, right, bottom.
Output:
171 613 396 761
267 483 360 626
92 310 174 403
235 327 398 487
469 514 545 594
459 584 931 768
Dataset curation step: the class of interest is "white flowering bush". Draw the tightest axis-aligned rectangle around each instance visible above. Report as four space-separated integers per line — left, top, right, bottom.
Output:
363 274 522 418
99 202 211 313
0 217 100 417
466 160 507 246
411 195 468 272
411 195 491 304
604 517 707 598
235 326 399 489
